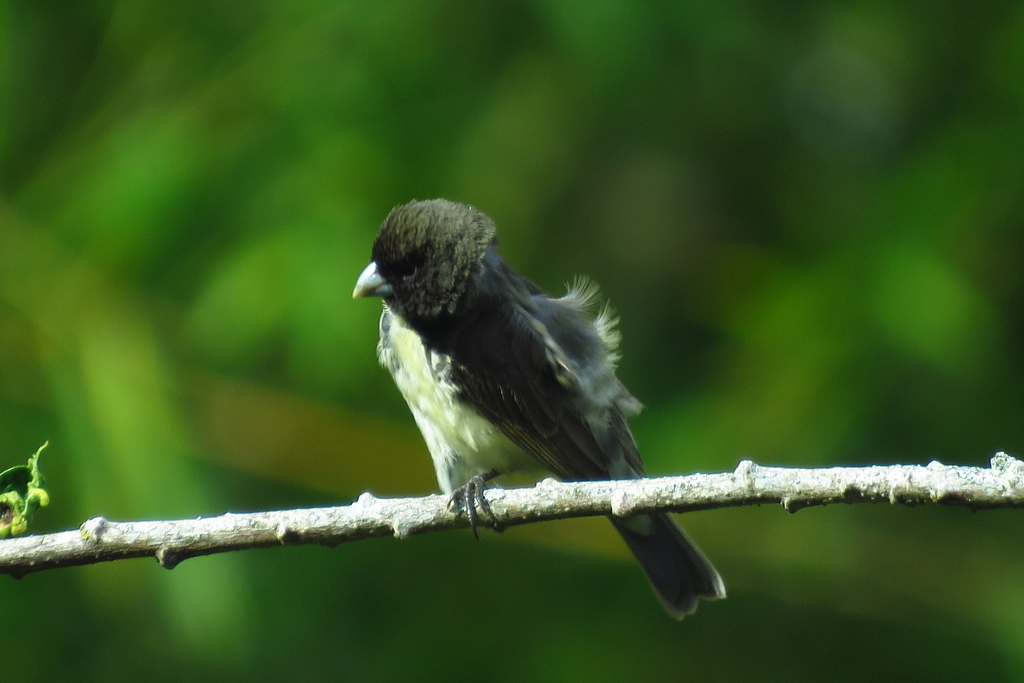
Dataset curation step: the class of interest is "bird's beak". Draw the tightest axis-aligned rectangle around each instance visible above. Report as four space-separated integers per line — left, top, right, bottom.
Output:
353 261 392 298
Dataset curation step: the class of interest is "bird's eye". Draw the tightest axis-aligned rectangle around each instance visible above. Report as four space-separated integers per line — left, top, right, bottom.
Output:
390 251 425 279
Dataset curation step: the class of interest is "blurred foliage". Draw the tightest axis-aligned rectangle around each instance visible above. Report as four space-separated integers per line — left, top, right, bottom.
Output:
1 0 1023 680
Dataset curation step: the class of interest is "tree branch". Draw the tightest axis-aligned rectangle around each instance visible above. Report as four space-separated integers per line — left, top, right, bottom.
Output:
2 453 1022 577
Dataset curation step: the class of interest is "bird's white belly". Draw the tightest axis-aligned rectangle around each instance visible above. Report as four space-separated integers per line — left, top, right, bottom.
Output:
379 312 530 492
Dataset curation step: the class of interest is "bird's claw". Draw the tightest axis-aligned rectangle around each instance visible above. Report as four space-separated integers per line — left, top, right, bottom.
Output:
448 470 503 538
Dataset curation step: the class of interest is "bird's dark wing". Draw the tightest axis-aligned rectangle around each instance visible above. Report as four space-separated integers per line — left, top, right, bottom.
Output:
450 287 643 482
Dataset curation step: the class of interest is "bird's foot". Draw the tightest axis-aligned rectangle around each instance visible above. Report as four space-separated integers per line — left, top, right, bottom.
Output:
448 469 504 538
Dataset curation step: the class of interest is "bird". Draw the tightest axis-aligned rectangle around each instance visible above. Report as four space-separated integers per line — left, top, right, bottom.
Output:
353 198 725 618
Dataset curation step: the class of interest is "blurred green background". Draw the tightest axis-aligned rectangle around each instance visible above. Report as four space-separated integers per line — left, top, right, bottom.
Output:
3 1 1023 680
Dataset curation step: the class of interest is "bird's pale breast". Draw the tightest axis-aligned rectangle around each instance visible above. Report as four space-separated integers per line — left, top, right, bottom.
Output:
378 309 532 492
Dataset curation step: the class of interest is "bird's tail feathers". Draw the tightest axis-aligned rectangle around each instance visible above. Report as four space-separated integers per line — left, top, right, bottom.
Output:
610 513 725 619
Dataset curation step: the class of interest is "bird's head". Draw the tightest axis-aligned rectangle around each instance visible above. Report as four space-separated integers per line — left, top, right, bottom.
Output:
353 199 497 326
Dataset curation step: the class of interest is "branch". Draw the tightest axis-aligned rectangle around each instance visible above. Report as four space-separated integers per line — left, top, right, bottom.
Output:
2 453 1022 577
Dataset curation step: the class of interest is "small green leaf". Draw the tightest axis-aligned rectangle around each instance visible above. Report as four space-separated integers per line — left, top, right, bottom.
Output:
0 442 50 538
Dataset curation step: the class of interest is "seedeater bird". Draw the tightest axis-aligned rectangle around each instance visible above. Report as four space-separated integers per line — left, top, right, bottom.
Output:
353 198 725 618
